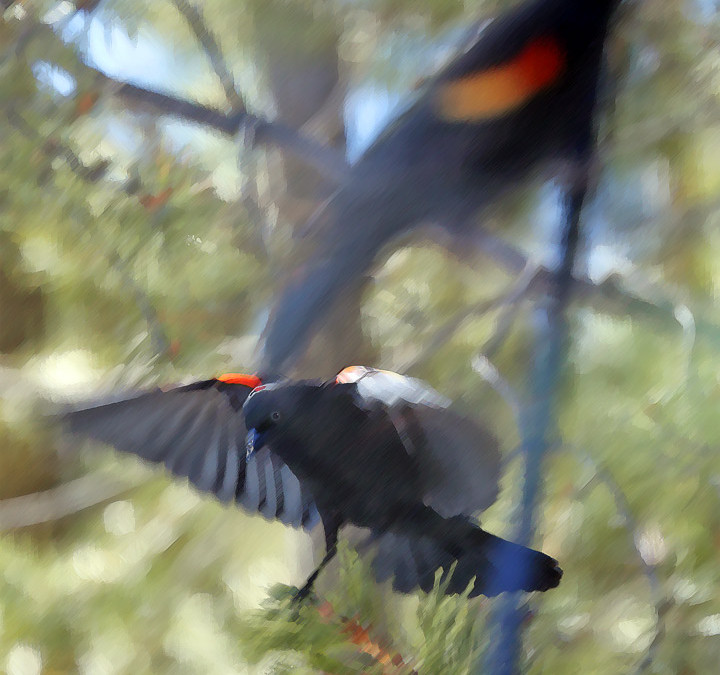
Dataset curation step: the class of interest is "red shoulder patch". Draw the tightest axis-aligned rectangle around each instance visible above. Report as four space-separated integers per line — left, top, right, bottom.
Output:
437 36 566 122
216 373 262 388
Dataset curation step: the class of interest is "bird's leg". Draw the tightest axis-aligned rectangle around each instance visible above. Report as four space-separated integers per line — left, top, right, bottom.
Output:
293 512 342 604
293 540 337 603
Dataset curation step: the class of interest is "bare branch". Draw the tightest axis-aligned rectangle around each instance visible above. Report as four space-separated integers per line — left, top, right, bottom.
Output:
573 448 668 675
451 229 720 344
13 18 348 180
486 164 589 674
102 76 349 179
105 249 170 358
0 471 138 530
168 0 273 252
170 0 245 112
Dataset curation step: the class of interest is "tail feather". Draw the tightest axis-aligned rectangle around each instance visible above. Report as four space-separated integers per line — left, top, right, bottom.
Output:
368 527 562 597
479 531 563 595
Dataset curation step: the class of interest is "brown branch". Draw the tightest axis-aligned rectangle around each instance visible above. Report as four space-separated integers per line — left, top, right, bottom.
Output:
316 601 418 674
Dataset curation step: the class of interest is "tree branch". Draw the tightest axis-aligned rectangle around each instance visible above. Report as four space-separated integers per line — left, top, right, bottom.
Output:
13 18 348 180
0 471 138 530
453 229 718 344
99 76 349 179
170 0 245 113
468 350 667 675
485 169 589 674
573 448 668 675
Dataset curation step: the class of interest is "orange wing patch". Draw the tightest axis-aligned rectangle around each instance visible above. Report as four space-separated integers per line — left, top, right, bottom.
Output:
437 36 566 122
217 373 262 388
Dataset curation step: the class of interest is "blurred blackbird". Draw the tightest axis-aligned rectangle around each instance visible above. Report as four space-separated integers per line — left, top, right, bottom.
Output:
244 366 562 598
261 0 621 371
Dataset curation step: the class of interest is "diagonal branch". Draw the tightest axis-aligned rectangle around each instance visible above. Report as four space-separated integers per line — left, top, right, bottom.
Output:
14 16 720 354
170 0 245 112
100 75 350 179
13 18 349 180
0 471 139 530
456 229 716 344
168 0 272 257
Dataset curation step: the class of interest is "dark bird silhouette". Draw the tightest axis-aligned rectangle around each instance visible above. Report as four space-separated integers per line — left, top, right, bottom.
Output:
243 366 562 598
59 366 560 598
260 0 621 372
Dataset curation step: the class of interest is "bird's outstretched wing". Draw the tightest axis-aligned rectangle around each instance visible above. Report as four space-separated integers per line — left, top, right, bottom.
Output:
60 378 318 529
335 366 501 517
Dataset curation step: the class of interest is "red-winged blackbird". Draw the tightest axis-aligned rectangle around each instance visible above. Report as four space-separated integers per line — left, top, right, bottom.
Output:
61 366 559 597
261 0 621 372
243 366 562 598
62 373 318 528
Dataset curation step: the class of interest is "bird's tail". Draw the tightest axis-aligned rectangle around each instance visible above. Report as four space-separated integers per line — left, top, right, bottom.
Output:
467 528 563 595
368 524 561 597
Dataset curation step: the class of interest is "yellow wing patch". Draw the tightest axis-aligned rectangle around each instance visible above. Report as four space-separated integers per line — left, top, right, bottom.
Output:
437 36 566 122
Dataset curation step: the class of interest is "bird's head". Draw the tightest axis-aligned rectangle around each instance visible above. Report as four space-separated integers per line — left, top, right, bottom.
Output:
242 382 321 461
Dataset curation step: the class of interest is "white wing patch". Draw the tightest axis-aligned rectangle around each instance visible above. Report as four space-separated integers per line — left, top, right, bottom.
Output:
336 366 451 409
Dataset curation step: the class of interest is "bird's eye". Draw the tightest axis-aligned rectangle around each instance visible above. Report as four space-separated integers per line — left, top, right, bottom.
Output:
271 411 281 422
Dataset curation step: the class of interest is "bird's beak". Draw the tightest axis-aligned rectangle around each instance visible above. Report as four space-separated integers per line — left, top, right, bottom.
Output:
245 428 262 462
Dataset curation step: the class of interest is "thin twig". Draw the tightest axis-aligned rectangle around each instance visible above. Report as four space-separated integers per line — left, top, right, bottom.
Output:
471 354 523 424
573 448 667 675
105 249 170 357
170 0 273 257
460 227 720 345
402 262 537 373
170 0 245 113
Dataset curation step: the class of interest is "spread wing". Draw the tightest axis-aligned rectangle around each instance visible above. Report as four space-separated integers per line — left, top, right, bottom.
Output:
402 405 501 517
335 366 500 518
60 379 318 529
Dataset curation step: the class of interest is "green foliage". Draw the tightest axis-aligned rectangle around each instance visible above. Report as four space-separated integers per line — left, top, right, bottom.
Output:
2 0 720 673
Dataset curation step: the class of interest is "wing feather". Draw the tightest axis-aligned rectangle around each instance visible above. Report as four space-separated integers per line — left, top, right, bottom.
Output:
61 381 317 530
